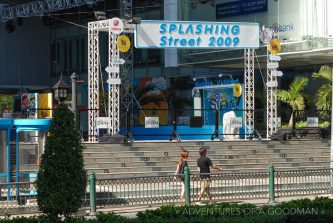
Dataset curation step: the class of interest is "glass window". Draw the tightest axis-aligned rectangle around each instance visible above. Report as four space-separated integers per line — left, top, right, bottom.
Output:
148 49 161 65
80 37 87 71
64 40 68 72
50 41 57 76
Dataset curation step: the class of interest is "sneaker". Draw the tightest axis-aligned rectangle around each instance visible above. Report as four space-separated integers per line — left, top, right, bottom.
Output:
195 202 204 205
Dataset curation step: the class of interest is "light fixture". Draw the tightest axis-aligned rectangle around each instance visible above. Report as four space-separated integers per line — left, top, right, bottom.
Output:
131 17 141 24
52 73 70 102
94 11 106 20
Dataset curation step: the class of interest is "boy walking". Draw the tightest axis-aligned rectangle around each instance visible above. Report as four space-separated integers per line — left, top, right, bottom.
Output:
197 147 223 202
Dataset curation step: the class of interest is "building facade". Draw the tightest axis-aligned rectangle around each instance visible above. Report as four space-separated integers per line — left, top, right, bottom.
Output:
0 0 332 137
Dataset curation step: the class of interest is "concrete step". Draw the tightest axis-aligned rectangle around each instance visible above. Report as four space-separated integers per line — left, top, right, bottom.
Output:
84 144 330 152
83 139 331 179
86 161 330 176
84 141 330 151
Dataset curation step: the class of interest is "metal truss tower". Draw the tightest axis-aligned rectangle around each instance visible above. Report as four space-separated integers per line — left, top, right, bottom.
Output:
244 49 255 139
88 18 134 142
119 0 134 112
0 0 103 21
266 48 278 137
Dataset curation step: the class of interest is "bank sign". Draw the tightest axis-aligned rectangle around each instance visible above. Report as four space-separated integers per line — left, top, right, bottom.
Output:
135 20 259 49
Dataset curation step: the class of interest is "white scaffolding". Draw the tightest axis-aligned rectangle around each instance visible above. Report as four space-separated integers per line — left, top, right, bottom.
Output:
266 48 278 137
87 19 134 142
88 16 256 142
0 0 104 21
244 49 255 139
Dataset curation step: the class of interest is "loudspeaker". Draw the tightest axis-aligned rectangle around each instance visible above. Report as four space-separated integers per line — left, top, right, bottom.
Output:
190 116 203 127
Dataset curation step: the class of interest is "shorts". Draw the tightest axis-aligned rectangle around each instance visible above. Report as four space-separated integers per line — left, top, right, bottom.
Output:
200 179 211 190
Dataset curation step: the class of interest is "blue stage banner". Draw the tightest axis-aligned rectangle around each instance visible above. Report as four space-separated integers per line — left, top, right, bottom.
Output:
216 0 268 19
203 85 244 125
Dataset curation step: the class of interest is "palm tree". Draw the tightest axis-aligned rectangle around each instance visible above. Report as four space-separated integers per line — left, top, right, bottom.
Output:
312 65 332 113
277 76 309 127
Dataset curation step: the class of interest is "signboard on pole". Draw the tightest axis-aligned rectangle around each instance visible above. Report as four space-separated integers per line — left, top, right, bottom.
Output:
266 81 278 87
135 20 259 49
271 71 283 77
307 117 318 127
145 117 159 128
96 117 111 129
117 35 131 52
107 78 121 85
105 66 119 74
230 117 243 128
267 62 279 69
269 55 281 61
110 58 125 64
268 39 281 55
109 17 124 34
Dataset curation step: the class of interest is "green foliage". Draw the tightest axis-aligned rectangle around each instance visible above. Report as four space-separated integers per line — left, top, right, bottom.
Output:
0 94 13 114
312 65 333 112
296 120 308 128
96 212 135 223
277 76 309 111
282 120 330 128
277 76 309 126
36 103 87 218
1 197 333 222
319 121 330 127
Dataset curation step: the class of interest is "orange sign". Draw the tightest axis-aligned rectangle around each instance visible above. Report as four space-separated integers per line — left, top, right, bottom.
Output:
268 39 281 55
117 35 130 53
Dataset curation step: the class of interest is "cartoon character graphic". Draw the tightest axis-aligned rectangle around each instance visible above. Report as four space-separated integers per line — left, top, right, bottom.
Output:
137 77 168 125
21 94 29 108
21 94 30 118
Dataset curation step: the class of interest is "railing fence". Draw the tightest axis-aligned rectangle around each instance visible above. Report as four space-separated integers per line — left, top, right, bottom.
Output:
0 166 332 215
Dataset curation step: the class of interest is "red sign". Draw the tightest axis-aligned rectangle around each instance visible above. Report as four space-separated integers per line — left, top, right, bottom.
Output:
109 17 124 34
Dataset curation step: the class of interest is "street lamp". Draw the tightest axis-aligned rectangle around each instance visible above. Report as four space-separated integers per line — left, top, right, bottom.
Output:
52 73 70 103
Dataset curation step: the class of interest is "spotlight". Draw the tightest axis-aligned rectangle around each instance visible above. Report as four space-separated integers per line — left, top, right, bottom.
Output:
5 20 15 33
131 17 141 24
94 11 106 20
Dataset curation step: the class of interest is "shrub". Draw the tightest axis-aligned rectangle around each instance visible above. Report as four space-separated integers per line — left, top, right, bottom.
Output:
36 104 87 218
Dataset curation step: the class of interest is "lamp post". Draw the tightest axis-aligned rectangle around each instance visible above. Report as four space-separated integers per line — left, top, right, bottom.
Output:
71 72 78 114
52 73 70 103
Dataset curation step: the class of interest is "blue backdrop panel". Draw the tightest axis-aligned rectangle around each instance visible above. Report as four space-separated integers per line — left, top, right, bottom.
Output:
203 85 244 126
120 126 246 141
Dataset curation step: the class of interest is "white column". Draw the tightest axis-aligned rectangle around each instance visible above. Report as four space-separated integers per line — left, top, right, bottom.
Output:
164 0 178 67
330 64 333 169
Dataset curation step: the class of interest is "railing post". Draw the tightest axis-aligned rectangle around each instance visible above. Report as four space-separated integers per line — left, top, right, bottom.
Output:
89 171 96 216
124 109 133 142
184 166 191 205
268 164 276 203
211 109 220 140
292 110 296 136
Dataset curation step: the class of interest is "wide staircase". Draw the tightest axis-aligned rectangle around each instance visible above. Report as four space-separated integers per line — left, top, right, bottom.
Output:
83 139 330 179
